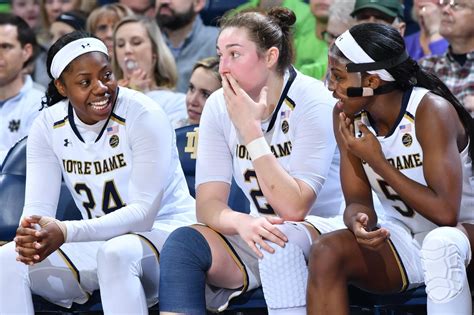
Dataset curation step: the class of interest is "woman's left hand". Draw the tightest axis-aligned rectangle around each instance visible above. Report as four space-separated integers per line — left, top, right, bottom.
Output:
222 73 268 143
338 112 385 167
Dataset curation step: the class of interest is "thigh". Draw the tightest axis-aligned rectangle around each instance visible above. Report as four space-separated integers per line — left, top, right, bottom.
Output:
191 225 245 290
329 229 407 294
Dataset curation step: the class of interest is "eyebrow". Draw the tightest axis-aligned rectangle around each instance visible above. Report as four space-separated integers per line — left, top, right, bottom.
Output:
216 43 243 50
73 64 109 78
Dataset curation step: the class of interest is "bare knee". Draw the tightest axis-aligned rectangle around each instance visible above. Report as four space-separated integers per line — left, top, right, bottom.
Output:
309 231 349 278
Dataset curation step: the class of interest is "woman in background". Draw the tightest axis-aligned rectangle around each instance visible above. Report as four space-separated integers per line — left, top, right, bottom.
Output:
174 57 221 128
86 3 133 58
113 16 187 126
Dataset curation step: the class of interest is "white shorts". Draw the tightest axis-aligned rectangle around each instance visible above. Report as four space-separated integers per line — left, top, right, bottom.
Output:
204 215 345 312
29 228 169 308
379 220 426 291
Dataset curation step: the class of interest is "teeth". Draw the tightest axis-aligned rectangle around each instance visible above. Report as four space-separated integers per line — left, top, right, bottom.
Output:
90 99 109 109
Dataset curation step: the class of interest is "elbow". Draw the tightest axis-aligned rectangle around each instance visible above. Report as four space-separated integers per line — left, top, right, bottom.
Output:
274 206 309 222
431 205 459 227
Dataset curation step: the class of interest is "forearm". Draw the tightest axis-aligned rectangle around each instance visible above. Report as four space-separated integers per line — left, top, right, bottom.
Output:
196 198 250 235
252 155 314 220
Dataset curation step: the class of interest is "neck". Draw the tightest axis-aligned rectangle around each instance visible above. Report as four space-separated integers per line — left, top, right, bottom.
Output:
164 18 195 48
365 90 404 136
315 19 328 40
0 73 25 101
254 73 284 121
449 36 474 55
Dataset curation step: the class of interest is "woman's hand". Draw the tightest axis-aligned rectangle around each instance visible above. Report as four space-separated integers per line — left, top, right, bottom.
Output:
236 215 288 258
120 68 152 92
349 212 390 251
15 216 42 265
222 73 267 143
418 2 442 39
338 112 385 169
15 216 65 264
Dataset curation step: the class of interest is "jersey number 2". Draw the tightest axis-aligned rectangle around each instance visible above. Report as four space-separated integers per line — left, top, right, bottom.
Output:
74 180 125 218
244 170 275 214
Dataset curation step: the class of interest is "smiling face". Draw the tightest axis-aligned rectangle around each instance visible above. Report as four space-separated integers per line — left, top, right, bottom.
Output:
55 52 117 125
185 66 221 124
114 21 155 79
327 54 369 116
217 27 271 98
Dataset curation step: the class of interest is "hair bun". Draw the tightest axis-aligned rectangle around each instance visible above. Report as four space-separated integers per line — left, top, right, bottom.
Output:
268 7 296 33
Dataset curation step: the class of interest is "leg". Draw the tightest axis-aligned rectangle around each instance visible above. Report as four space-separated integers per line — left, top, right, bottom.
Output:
0 242 34 314
0 241 98 313
97 233 160 314
421 225 473 315
159 225 244 315
307 229 406 315
259 222 317 315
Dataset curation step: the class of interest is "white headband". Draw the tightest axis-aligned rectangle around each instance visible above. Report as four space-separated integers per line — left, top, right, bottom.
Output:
50 38 108 79
335 30 395 82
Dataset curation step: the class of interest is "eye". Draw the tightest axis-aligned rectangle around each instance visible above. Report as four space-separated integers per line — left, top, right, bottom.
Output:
103 71 113 80
188 83 195 92
201 90 211 99
231 51 240 58
79 79 90 87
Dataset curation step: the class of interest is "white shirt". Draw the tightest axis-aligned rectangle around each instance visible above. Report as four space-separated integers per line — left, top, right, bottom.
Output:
196 67 342 218
23 87 196 242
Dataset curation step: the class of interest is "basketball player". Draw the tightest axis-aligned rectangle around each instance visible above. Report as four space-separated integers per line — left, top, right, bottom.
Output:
0 31 196 314
158 8 344 315
307 23 474 314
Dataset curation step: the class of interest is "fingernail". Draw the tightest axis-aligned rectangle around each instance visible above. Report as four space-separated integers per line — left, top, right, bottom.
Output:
34 255 40 260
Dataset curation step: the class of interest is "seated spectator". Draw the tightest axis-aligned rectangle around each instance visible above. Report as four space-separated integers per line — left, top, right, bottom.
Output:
113 15 187 125
174 57 221 128
155 0 218 93
405 0 448 60
419 0 474 114
49 10 86 43
38 0 82 47
351 0 406 35
10 0 40 29
293 0 331 80
0 13 44 164
86 3 133 58
300 0 355 80
119 0 155 17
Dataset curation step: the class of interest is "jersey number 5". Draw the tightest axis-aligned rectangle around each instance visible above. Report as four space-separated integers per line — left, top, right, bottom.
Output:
377 179 414 217
74 180 125 218
244 169 275 214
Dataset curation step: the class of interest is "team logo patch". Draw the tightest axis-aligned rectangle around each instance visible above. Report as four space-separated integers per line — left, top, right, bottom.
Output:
402 133 412 147
109 135 119 148
281 120 289 134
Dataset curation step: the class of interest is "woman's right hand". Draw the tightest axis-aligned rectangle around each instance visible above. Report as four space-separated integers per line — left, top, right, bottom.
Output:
120 68 152 92
349 212 390 251
236 215 288 258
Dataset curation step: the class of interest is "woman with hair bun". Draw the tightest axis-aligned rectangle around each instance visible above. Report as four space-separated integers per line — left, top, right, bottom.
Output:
158 7 343 315
307 23 474 314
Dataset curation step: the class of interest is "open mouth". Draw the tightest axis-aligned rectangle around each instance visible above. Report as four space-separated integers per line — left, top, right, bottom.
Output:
90 98 110 111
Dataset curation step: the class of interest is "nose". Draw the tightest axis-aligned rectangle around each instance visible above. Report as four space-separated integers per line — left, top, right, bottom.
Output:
219 57 229 75
94 79 108 94
187 90 200 107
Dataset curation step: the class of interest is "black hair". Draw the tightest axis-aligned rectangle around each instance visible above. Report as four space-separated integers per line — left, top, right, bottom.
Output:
332 23 474 165
42 30 94 108
0 13 38 68
219 7 296 75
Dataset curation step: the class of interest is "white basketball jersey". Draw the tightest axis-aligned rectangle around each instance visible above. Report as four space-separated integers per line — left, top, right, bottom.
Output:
197 67 342 218
43 88 195 222
356 87 474 234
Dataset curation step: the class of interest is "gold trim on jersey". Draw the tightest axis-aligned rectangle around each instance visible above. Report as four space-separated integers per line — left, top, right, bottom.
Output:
403 112 415 123
387 238 409 292
284 97 295 110
202 225 249 295
111 113 126 125
302 220 321 236
53 117 69 129
57 248 81 283
136 234 160 261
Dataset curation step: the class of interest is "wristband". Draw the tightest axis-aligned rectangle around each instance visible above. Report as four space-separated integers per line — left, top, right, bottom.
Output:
246 137 272 161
